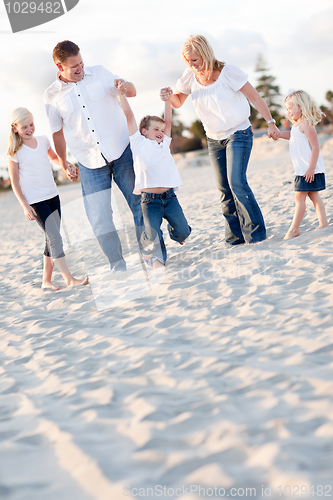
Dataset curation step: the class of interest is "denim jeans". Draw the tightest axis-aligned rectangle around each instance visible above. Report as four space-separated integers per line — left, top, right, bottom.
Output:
78 144 143 271
31 195 65 259
208 127 266 244
141 189 191 264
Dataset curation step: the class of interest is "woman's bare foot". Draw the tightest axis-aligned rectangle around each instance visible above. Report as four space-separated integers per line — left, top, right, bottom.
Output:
42 281 60 291
66 276 89 287
283 229 300 240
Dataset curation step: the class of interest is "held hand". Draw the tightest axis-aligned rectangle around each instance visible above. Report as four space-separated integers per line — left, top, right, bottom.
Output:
267 123 280 140
65 162 78 182
24 205 37 221
160 87 173 101
304 168 315 183
115 79 128 95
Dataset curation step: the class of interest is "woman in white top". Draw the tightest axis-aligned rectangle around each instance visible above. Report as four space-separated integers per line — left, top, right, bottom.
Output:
7 107 88 290
165 35 280 245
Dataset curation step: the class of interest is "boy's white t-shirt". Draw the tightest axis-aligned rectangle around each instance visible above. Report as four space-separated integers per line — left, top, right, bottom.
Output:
129 131 183 194
10 135 58 205
176 64 251 140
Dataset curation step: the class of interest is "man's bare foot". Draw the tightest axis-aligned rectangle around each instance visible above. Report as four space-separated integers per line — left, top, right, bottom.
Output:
152 259 165 269
283 229 300 240
42 281 60 291
66 276 89 287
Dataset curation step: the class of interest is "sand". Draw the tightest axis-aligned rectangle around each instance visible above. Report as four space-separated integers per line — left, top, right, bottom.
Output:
1 135 333 500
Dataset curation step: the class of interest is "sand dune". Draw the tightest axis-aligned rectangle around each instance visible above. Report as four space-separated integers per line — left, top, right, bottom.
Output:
1 135 333 499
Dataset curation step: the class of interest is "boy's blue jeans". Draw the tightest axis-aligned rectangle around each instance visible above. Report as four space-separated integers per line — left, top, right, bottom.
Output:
141 189 191 264
207 127 266 245
78 144 143 271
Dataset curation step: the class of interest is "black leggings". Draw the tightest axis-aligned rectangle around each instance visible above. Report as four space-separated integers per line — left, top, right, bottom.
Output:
31 195 65 258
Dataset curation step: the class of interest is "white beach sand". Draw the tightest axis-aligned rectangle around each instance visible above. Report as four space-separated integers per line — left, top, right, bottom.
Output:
1 135 333 500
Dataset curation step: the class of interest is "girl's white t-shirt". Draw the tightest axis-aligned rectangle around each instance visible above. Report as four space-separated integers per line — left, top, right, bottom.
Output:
129 131 182 194
11 136 59 204
176 64 251 140
290 124 325 176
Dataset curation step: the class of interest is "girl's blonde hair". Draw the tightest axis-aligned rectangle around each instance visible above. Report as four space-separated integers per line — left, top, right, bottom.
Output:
7 107 33 158
284 90 325 126
181 35 224 79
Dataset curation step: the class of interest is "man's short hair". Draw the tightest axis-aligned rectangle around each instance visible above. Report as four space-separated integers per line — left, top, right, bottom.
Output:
53 40 80 64
139 115 165 134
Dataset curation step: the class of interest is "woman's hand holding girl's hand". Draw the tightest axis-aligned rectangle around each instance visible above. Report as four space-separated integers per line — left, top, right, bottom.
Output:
267 123 280 140
160 87 173 101
24 205 37 221
304 167 315 183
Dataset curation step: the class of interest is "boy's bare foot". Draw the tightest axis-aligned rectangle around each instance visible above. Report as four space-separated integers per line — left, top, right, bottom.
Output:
66 276 89 287
283 229 300 240
42 281 60 291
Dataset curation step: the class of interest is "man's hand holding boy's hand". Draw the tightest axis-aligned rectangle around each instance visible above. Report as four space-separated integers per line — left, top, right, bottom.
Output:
160 87 173 101
115 79 128 95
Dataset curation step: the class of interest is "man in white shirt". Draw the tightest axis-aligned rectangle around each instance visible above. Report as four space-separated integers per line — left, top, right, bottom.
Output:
44 40 143 271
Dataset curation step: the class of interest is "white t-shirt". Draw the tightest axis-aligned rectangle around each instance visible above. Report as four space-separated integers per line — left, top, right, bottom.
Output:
176 64 251 140
10 136 58 205
44 66 129 169
129 131 183 194
290 124 325 176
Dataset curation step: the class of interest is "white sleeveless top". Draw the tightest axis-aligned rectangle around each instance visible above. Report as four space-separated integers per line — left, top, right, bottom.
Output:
290 124 325 176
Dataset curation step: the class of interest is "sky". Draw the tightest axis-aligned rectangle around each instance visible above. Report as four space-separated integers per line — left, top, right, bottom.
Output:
0 0 332 173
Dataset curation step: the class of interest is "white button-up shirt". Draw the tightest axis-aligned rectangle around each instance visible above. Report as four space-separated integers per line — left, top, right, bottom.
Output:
44 65 130 169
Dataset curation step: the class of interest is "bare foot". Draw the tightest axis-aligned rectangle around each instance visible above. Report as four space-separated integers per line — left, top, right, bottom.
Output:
283 229 300 240
42 281 60 291
318 223 329 229
152 259 165 269
66 276 89 287
179 241 185 246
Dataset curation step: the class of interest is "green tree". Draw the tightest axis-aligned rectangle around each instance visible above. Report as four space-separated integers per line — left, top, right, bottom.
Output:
253 54 282 128
189 120 206 141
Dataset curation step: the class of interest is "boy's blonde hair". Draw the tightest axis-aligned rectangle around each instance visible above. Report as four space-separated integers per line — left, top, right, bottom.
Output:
181 35 224 79
139 115 165 134
284 90 325 126
7 107 33 158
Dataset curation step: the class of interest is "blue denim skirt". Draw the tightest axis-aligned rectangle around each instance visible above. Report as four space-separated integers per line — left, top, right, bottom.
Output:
294 173 325 192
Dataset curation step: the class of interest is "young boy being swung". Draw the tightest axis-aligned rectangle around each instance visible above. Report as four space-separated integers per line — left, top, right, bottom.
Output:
116 83 191 268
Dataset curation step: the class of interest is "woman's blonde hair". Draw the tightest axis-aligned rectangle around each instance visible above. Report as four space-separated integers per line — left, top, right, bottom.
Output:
181 35 224 79
7 107 33 158
284 90 325 126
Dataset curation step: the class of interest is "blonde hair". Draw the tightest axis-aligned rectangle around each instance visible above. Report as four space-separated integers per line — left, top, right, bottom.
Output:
284 90 325 126
181 35 224 79
7 107 33 157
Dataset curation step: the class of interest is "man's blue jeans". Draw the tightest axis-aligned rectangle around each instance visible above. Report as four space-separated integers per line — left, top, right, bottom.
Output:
208 127 266 245
78 144 143 270
141 189 191 264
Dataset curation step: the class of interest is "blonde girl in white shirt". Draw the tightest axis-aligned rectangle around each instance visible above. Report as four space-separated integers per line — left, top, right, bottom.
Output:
277 90 328 239
7 107 89 290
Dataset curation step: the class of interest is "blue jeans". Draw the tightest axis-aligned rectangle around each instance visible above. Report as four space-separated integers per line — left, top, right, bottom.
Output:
78 144 143 270
141 189 191 264
208 127 266 244
31 195 65 259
